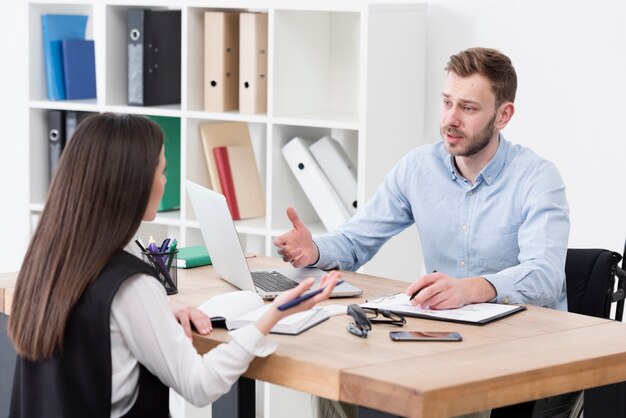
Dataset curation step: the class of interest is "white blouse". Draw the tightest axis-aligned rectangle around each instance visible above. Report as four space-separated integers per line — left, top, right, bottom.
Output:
109 273 276 417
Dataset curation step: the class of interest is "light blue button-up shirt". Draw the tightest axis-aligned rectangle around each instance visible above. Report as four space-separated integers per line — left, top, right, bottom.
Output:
314 136 570 310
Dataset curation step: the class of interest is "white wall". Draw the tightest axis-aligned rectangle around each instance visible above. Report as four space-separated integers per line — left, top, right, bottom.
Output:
0 2 28 273
1 0 625 273
425 0 626 254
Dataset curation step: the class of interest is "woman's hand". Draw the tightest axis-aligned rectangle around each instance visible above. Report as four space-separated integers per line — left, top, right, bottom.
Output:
255 270 342 335
168 299 213 338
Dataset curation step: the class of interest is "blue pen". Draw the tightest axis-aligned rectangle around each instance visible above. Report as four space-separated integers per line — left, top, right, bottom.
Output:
159 238 171 264
159 238 171 253
277 280 344 311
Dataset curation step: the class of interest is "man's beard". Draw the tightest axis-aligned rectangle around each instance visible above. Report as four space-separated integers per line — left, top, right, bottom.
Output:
441 113 497 157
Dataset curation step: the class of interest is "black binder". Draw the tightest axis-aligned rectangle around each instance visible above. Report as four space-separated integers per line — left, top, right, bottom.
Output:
127 9 181 106
47 110 66 184
65 111 96 145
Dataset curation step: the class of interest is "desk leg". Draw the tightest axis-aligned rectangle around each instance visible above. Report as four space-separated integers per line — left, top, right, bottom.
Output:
0 313 16 417
212 376 255 418
357 406 400 418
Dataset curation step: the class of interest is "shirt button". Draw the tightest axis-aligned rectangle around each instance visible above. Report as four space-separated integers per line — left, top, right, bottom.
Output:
503 297 510 304
462 224 468 231
487 175 492 181
459 260 465 267
467 191 473 196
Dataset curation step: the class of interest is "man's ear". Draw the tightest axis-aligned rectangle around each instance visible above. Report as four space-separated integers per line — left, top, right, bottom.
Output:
495 102 515 130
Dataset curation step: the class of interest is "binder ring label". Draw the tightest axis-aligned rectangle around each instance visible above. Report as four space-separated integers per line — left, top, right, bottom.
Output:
49 129 60 142
130 28 140 41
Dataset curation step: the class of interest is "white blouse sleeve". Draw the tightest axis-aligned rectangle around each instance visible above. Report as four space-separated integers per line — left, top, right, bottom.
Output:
110 273 277 407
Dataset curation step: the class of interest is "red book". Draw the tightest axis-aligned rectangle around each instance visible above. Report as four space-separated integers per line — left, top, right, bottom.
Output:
213 146 240 220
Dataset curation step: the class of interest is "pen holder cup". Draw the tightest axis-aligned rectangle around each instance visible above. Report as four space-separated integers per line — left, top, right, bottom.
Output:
141 250 178 295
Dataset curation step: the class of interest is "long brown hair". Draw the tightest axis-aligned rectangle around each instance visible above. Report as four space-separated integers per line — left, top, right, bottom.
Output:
9 113 163 361
445 47 517 107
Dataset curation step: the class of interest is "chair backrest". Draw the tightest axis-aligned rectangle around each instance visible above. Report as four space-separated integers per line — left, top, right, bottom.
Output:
565 248 623 319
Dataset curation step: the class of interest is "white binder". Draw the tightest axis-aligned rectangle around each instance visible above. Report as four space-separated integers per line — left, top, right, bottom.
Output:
309 136 358 214
281 137 351 231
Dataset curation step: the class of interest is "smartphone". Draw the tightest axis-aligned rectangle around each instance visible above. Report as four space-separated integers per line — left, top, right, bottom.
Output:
389 331 462 342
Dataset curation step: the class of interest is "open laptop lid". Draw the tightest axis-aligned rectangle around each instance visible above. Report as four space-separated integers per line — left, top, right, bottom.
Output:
186 180 257 293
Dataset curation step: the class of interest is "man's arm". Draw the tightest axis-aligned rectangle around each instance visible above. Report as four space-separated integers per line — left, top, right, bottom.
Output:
313 156 416 271
482 160 570 308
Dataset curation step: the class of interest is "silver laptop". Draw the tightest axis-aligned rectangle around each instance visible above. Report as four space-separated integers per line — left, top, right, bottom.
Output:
186 180 363 300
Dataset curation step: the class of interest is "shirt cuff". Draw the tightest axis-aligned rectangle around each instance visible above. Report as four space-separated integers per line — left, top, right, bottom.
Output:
482 273 514 305
229 324 277 357
311 238 341 270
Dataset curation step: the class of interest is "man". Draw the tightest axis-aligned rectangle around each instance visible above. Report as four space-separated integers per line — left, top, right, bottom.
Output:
275 47 569 315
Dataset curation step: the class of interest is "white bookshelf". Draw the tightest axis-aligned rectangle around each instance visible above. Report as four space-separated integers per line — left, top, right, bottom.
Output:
27 0 425 412
28 0 426 284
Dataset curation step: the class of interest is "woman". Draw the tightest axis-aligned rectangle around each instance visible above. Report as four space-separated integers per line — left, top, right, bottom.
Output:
8 113 339 417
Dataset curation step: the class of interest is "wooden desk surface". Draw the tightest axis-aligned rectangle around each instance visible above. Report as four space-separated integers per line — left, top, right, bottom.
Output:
3 257 626 418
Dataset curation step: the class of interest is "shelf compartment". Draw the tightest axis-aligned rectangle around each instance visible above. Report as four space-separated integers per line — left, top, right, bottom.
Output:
269 124 358 232
273 10 360 124
186 7 270 116
29 3 95 103
184 117 268 224
104 5 183 109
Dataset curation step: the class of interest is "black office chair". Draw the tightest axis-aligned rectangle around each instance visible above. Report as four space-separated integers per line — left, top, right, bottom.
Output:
492 242 626 418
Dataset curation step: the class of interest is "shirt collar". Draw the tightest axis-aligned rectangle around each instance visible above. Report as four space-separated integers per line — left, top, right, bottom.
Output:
444 134 509 185
479 134 508 185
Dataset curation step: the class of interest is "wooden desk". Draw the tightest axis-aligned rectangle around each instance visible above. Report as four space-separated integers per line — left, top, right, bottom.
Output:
3 257 626 418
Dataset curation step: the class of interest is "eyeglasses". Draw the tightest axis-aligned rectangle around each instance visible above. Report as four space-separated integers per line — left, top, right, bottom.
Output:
361 307 406 326
346 304 406 338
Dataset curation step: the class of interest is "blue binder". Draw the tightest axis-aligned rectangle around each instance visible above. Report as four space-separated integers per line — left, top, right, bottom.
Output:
62 39 96 99
41 14 88 100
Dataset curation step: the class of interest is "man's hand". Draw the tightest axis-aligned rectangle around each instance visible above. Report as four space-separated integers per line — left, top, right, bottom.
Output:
273 207 319 267
406 272 496 310
168 299 213 338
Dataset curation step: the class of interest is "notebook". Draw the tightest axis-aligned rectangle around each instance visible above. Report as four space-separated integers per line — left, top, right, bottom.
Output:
186 180 363 300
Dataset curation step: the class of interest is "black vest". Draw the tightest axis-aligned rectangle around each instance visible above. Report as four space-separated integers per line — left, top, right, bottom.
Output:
10 251 169 418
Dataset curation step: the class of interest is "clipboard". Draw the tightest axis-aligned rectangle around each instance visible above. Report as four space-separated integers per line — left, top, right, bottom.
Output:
361 293 527 326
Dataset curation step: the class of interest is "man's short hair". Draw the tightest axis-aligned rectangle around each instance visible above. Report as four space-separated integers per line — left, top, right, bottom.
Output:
445 47 517 107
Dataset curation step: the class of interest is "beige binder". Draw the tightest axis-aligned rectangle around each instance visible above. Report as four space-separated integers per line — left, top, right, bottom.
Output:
225 145 265 219
239 13 268 114
204 11 239 112
199 122 253 194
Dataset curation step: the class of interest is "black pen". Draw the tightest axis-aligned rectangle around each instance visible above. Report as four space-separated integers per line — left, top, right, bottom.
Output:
409 270 437 301
277 280 344 311
134 236 147 252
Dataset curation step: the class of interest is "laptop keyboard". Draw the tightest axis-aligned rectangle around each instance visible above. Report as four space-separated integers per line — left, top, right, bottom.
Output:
252 271 299 292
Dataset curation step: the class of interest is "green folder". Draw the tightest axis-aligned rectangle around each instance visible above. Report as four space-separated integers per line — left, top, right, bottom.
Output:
148 116 181 212
176 245 212 269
